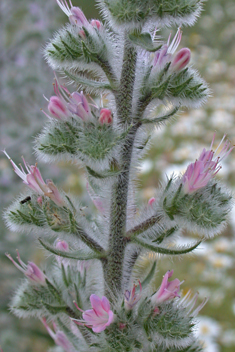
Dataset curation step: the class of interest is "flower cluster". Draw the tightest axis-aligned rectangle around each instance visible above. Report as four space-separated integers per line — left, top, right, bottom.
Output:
182 134 234 194
44 79 113 125
3 151 64 206
153 28 191 73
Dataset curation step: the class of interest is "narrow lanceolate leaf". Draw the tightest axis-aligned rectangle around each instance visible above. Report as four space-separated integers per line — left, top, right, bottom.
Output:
141 261 157 289
39 238 105 260
64 70 112 92
129 31 162 52
142 106 180 125
132 237 201 255
86 166 120 179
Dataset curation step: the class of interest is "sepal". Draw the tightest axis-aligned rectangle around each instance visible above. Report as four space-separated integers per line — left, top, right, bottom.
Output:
160 178 233 237
99 0 203 28
36 119 130 169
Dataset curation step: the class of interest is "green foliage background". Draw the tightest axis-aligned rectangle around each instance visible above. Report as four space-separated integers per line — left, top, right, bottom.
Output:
0 0 235 351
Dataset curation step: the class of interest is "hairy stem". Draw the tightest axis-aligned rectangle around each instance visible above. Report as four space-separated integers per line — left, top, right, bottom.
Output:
75 225 105 254
115 35 137 124
104 122 141 300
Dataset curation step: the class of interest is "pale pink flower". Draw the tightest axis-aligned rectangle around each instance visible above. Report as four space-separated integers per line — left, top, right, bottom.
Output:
68 92 91 121
42 318 74 352
56 0 89 28
124 280 142 310
6 250 46 285
72 294 114 333
171 47 191 71
151 270 182 305
182 134 234 194
4 151 64 206
99 108 113 125
153 28 182 70
48 95 70 120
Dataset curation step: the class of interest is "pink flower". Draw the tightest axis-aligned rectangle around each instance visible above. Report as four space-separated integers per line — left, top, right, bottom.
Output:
48 95 70 120
171 47 191 71
182 134 234 194
4 151 64 206
68 92 91 121
153 28 182 71
72 294 114 333
56 1 89 28
99 108 113 125
42 318 74 352
124 280 142 310
6 250 46 285
151 270 182 305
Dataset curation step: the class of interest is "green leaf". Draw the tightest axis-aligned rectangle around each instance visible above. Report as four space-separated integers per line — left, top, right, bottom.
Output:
86 166 120 179
129 31 162 52
133 237 201 255
39 238 104 260
142 106 180 124
64 70 112 91
141 261 157 289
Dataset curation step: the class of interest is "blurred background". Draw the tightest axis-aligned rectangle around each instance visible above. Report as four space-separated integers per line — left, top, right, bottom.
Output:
0 0 235 351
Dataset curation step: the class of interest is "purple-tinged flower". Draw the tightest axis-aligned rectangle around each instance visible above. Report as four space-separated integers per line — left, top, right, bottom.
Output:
171 47 191 72
72 294 114 333
4 151 65 206
124 280 142 310
6 250 46 285
42 318 74 352
68 92 91 121
153 28 182 71
56 0 89 28
182 134 234 194
48 95 70 120
99 108 113 125
151 270 182 306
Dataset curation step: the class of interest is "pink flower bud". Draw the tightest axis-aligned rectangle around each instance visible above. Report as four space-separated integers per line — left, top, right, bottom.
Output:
124 280 142 310
56 240 69 252
78 29 86 39
99 108 113 125
148 197 156 207
6 251 46 285
69 7 89 27
37 196 43 206
171 48 191 71
42 318 74 352
151 270 182 305
72 294 114 333
91 19 102 30
48 96 70 120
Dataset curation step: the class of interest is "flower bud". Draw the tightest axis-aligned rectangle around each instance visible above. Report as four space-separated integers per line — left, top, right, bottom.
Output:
56 240 69 252
91 19 102 30
99 108 113 125
151 270 182 306
171 48 191 72
48 96 69 120
45 180 65 207
148 197 156 207
6 251 46 285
